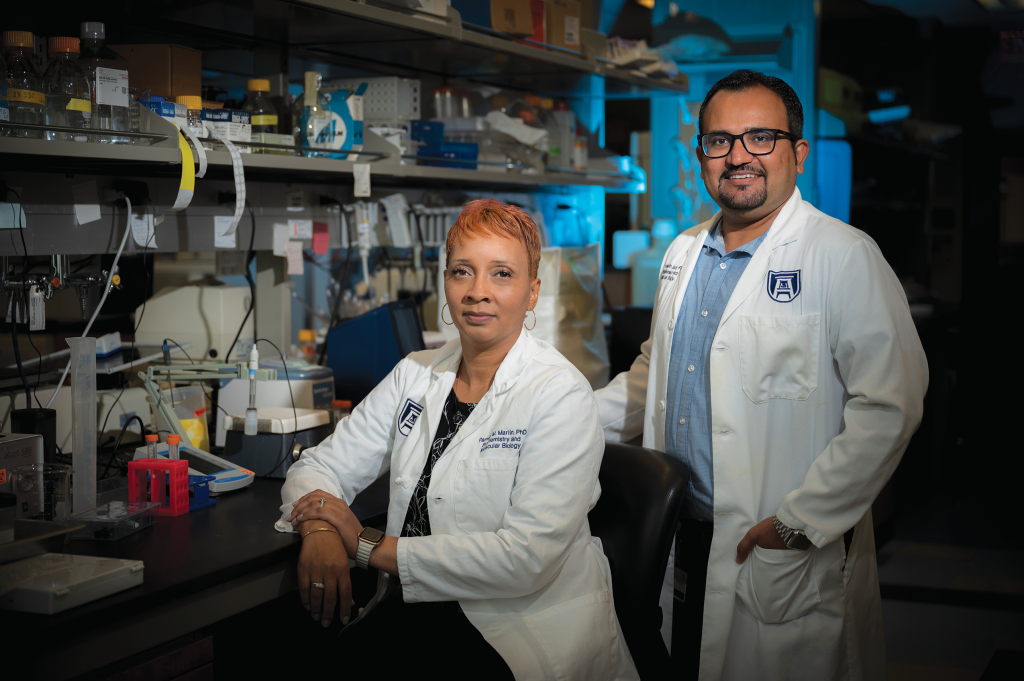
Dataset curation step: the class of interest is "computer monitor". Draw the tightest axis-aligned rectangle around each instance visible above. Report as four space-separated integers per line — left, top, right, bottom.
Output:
326 300 426 406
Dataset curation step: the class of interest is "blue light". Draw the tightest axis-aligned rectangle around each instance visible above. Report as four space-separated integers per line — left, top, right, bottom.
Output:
867 105 911 124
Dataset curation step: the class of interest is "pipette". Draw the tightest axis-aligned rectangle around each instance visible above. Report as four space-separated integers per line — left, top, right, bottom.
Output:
245 345 259 436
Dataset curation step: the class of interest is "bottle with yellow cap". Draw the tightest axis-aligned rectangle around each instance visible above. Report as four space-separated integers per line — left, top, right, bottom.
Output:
297 329 316 362
42 37 91 142
1 31 45 139
242 79 278 134
80 22 130 144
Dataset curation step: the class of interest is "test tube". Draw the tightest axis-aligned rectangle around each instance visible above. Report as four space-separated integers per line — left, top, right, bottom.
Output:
245 346 259 436
145 433 159 458
167 434 180 460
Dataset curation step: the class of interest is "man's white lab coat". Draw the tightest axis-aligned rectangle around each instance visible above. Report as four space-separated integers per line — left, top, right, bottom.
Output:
279 330 639 681
595 188 928 681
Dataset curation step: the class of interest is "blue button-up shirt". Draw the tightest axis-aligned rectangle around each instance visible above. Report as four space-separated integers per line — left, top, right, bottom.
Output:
665 221 770 521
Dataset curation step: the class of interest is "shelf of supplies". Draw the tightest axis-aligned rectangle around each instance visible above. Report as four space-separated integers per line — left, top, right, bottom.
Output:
110 0 687 100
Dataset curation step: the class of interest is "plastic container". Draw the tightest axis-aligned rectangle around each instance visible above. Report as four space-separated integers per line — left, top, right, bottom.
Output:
71 500 159 541
298 329 316 362
127 458 190 517
573 127 588 170
1 31 45 139
431 86 477 118
243 79 278 134
145 433 159 458
12 463 73 522
549 102 575 169
80 22 129 144
147 386 210 451
69 337 97 515
630 219 677 307
167 434 181 460
331 399 352 426
42 37 92 142
292 71 332 158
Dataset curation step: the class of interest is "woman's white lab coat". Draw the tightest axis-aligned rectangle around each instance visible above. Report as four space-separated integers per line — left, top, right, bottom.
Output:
278 330 639 681
595 189 928 681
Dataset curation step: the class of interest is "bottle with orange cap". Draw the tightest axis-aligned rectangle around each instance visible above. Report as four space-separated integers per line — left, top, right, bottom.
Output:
1 31 45 139
80 22 129 144
42 37 91 142
242 79 278 134
176 95 206 140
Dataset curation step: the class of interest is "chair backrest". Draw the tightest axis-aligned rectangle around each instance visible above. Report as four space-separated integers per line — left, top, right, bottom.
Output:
589 442 689 675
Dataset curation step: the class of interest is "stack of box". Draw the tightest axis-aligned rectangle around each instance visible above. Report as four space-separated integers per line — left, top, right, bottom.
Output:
203 108 252 153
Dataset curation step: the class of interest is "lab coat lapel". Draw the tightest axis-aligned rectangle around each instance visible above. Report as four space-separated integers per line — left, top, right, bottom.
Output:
404 343 460 473
717 188 805 330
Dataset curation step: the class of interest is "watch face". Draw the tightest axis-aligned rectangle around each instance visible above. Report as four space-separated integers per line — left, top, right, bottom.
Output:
360 527 385 544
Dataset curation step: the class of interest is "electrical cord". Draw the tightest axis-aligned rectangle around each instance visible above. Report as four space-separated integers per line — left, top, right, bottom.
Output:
255 338 297 478
45 193 135 409
9 289 32 407
100 414 146 479
160 337 231 419
317 248 354 366
224 201 258 362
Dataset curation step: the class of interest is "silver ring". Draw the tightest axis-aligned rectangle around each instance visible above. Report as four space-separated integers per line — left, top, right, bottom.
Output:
319 497 326 508
312 582 325 589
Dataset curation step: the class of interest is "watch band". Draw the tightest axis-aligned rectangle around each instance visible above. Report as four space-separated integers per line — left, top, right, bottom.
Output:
355 538 375 570
772 516 811 550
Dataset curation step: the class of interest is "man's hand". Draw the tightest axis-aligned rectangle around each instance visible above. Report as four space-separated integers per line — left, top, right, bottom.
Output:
735 516 787 563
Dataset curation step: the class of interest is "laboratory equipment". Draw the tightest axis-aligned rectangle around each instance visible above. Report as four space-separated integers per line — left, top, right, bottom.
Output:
145 434 158 458
1 31 44 139
0 434 43 540
146 385 209 451
326 300 426 406
298 329 316 362
332 399 352 426
177 95 205 138
133 285 254 361
70 337 97 515
188 475 216 511
128 458 189 517
167 434 180 460
130 443 254 494
213 358 334 447
630 219 677 307
80 22 130 144
549 102 575 169
0 493 14 546
242 79 277 134
12 463 72 522
0 553 144 614
293 71 332 158
70 500 159 541
42 37 92 143
222 408 332 478
573 127 589 170
245 346 259 436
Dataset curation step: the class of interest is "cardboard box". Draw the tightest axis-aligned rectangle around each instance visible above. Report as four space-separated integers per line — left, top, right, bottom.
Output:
547 0 581 50
490 0 536 36
109 44 201 100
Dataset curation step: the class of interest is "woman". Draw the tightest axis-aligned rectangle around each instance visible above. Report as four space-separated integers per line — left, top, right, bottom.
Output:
277 199 638 680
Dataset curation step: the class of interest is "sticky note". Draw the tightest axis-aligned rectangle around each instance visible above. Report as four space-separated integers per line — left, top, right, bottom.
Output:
72 181 102 224
215 215 237 249
289 219 313 239
285 241 304 275
273 223 290 256
131 211 156 248
313 221 329 255
354 163 371 197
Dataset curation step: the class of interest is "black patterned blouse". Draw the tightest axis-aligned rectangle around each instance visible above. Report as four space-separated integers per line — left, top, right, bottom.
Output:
400 386 476 538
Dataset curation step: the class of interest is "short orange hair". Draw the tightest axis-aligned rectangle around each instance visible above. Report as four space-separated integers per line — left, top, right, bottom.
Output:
446 199 542 279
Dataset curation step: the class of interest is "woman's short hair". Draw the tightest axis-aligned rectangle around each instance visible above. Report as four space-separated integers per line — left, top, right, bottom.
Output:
446 199 542 279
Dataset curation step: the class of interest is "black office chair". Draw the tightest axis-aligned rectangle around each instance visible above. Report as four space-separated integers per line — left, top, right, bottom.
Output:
589 442 689 680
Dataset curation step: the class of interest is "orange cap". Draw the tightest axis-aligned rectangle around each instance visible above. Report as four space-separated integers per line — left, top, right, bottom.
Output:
332 399 352 408
298 329 316 342
145 434 159 442
176 95 202 110
167 434 181 444
247 79 271 92
524 95 541 107
48 37 80 54
2 31 34 48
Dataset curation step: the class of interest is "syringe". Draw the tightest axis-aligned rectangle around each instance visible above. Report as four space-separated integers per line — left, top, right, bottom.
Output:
245 345 259 436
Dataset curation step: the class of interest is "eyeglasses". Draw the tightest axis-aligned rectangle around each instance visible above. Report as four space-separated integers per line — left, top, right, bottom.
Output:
698 129 798 158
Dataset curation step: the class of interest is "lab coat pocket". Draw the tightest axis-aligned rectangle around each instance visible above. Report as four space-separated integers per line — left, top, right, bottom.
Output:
453 458 519 534
738 314 820 403
736 546 821 624
522 591 619 681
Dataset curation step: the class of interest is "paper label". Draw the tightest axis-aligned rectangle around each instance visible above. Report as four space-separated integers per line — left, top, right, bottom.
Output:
215 215 237 248
285 241 304 275
312 118 333 146
289 219 313 239
564 16 580 46
273 223 290 256
353 163 371 197
287 191 305 212
348 95 363 122
95 67 129 108
8 88 44 106
5 287 45 330
251 114 278 126
65 97 91 112
131 211 156 248
313 221 329 255
72 181 102 224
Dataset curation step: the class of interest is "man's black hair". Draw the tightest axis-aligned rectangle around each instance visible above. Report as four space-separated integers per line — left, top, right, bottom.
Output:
698 69 804 140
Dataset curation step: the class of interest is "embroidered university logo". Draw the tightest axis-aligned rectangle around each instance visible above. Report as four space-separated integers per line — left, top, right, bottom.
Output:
398 399 423 436
767 270 801 302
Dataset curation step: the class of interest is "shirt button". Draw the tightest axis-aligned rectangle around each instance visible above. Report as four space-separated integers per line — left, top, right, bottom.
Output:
668 319 675 330
701 310 708 317
719 263 727 270
687 364 695 372
658 400 666 411
679 417 687 425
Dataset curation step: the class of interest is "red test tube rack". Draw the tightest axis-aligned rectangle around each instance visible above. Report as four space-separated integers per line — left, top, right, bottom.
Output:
128 458 190 517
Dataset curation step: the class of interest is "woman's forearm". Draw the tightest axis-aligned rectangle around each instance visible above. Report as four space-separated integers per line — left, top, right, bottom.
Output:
368 536 399 575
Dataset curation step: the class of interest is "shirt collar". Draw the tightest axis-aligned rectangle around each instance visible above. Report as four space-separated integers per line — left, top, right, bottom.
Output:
704 218 770 258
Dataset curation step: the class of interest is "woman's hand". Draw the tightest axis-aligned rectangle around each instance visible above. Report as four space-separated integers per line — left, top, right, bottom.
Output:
288 490 364 559
296 523 352 627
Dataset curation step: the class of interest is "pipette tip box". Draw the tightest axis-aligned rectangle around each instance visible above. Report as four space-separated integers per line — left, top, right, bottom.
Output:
71 501 160 541
0 553 144 614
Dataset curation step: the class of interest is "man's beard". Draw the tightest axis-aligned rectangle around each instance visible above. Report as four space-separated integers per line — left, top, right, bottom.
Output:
717 168 768 211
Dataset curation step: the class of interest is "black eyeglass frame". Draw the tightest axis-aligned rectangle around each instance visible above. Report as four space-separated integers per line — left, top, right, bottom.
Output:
697 129 800 158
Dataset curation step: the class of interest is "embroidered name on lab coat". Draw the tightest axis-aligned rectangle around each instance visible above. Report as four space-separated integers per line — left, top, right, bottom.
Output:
398 398 424 435
480 429 527 451
660 264 683 281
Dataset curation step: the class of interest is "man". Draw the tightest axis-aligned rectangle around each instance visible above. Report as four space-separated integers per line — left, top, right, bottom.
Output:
595 69 928 680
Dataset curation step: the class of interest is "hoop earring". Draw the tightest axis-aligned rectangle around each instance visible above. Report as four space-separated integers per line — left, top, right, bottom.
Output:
524 309 537 331
441 303 454 326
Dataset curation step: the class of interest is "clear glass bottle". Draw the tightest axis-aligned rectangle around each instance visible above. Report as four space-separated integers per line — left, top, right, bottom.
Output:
243 78 278 134
176 95 205 138
79 22 129 144
42 37 92 142
292 71 332 158
1 31 45 139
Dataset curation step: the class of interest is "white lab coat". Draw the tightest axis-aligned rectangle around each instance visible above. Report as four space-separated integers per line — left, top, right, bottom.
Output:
595 188 928 681
278 330 639 681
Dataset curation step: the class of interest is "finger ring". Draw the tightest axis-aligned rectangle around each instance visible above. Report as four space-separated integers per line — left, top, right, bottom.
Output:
312 582 325 589
319 497 326 508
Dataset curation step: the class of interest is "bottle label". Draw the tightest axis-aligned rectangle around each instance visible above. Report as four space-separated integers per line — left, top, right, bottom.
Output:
9 89 44 106
251 114 278 126
304 73 318 107
65 98 92 112
95 67 129 108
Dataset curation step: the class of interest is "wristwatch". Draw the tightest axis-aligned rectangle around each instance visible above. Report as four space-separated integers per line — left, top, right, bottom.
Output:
355 527 385 569
772 516 811 550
